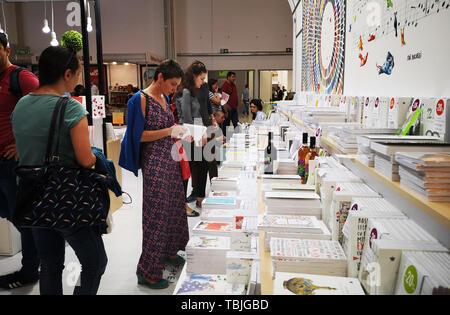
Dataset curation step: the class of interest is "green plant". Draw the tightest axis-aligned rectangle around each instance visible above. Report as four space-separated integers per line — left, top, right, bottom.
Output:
61 30 83 52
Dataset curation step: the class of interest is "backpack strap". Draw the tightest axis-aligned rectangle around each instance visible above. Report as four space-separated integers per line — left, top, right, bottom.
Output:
9 67 25 99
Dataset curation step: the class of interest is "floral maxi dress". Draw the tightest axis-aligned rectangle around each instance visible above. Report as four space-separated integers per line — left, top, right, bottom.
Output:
137 92 189 281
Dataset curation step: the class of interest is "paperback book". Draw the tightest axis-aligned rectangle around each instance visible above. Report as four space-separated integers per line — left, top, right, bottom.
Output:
274 272 365 295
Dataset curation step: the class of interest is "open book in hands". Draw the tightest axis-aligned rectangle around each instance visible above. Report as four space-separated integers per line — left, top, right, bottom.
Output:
179 124 207 146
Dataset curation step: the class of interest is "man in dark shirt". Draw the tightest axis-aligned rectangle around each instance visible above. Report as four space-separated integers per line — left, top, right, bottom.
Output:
221 72 239 137
0 33 40 290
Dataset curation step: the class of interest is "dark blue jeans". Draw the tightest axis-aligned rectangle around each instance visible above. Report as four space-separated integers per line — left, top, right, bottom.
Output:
222 108 239 138
0 157 39 277
32 226 107 295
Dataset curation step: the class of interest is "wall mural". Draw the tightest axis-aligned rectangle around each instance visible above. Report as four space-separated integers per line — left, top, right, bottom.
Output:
301 0 346 94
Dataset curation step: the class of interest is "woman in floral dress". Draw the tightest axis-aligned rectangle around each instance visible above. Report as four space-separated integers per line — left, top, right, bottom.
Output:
133 60 189 289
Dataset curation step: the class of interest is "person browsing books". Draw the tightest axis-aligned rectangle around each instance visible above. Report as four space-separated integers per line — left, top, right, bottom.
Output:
11 44 106 295
250 99 267 121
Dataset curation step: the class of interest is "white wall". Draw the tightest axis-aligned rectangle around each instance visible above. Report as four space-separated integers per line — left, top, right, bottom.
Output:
108 64 139 87
289 0 450 98
175 0 293 70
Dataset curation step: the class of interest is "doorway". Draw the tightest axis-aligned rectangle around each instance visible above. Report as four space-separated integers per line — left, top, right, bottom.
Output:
259 70 293 105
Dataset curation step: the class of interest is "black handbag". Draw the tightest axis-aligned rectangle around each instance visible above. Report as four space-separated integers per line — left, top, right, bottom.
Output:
13 97 112 229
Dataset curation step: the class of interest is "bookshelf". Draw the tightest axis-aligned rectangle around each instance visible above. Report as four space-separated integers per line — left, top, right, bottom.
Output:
279 109 450 248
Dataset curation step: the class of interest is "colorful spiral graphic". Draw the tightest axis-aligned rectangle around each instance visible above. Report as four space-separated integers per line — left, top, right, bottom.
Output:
302 0 346 94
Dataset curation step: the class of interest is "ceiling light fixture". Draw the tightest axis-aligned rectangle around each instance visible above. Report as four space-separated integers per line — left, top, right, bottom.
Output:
50 1 58 46
86 1 93 32
42 2 50 33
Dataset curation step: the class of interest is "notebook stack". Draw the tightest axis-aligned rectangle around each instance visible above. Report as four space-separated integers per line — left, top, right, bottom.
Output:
185 235 230 275
328 182 380 243
341 198 407 277
395 152 450 202
173 267 246 295
358 218 447 295
264 191 322 218
192 221 234 237
270 238 347 277
274 272 365 295
211 177 240 192
246 261 260 295
395 251 450 295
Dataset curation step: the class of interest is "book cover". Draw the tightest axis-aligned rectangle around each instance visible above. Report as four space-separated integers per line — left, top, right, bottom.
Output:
274 272 365 295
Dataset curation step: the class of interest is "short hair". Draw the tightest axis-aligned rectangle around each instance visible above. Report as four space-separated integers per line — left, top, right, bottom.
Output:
38 46 80 86
0 33 8 49
153 59 184 81
208 78 218 92
214 110 225 117
250 99 263 111
245 84 249 88
227 71 236 78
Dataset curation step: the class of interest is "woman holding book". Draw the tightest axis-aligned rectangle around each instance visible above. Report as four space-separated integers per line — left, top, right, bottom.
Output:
121 60 190 289
175 61 209 212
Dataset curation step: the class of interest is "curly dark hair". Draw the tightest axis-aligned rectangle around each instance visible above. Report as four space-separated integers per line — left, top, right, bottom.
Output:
177 60 207 97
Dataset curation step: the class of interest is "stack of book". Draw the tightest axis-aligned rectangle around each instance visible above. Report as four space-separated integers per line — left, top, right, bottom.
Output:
270 238 347 277
185 235 230 275
318 170 363 225
218 166 244 178
264 191 322 218
226 251 259 285
173 267 246 295
202 198 239 210
341 198 407 277
200 209 235 222
263 220 332 251
211 177 240 192
395 251 450 295
276 159 298 175
369 139 450 182
358 218 447 295
208 190 238 198
261 174 301 184
247 261 260 295
356 135 438 167
192 221 234 237
273 272 365 295
335 128 397 154
329 182 380 243
395 152 450 202
257 214 323 234
262 182 315 193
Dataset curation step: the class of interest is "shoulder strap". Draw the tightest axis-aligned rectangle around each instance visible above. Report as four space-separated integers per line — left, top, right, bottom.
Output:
44 97 68 164
9 67 25 99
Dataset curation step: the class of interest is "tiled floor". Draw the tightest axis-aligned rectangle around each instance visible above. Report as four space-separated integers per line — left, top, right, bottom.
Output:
0 168 204 295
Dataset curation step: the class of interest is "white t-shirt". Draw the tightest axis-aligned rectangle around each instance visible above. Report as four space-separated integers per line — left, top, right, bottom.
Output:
255 111 267 121
91 84 99 96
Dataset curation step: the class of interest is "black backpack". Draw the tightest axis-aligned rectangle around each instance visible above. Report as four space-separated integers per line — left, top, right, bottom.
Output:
8 67 25 99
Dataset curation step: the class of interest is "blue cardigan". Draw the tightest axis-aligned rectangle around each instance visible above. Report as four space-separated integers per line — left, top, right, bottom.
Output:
119 92 146 177
118 91 170 177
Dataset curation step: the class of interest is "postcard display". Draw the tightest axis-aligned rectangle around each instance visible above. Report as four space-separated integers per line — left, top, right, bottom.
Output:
174 107 449 295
